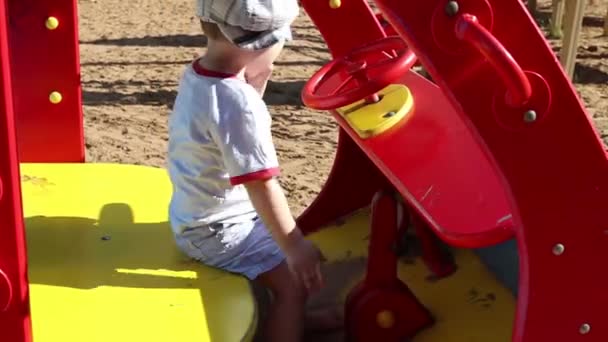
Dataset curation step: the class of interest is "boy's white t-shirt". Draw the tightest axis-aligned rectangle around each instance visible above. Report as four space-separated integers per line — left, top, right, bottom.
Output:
167 60 280 235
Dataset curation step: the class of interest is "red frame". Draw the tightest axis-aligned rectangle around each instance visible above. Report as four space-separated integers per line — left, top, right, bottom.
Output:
0 0 33 340
374 0 607 340
9 0 85 162
1 0 607 340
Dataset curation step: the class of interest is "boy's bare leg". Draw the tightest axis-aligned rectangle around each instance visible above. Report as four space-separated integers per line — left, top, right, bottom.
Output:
254 263 343 341
304 305 344 332
255 261 306 342
245 41 285 96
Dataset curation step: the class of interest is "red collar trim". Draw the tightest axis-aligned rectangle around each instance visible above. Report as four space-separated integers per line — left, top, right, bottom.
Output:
192 59 237 79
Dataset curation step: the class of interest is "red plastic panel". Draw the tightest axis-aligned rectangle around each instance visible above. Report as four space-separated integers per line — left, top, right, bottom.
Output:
0 0 33 340
300 0 386 58
8 0 84 162
374 0 608 340
376 13 398 36
329 71 514 248
299 0 513 247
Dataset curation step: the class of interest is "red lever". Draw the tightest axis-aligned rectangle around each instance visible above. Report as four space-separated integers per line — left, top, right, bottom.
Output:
455 13 532 107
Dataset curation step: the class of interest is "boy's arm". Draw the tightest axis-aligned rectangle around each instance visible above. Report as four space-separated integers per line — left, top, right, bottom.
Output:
207 97 323 290
244 178 323 291
243 178 299 249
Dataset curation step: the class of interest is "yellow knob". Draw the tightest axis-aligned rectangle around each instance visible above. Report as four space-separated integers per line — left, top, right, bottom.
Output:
49 91 62 104
329 0 341 9
46 17 59 30
376 310 395 329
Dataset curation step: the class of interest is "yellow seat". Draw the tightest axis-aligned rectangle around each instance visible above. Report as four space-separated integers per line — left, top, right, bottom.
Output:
19 163 256 342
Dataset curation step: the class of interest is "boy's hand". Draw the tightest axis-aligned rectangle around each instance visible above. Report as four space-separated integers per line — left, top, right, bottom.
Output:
243 178 325 292
285 237 324 293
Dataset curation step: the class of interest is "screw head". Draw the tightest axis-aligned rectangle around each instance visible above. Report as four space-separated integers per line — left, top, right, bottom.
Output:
49 91 63 104
383 111 396 118
46 16 59 30
101 235 111 241
552 244 565 255
376 310 396 328
445 1 459 16
580 323 591 334
524 110 537 123
329 0 341 9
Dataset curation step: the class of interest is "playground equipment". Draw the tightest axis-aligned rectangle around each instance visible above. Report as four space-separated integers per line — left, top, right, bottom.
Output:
0 0 607 341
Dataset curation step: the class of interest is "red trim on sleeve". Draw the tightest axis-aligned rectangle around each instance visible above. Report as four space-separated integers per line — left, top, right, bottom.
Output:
230 167 280 185
192 58 237 79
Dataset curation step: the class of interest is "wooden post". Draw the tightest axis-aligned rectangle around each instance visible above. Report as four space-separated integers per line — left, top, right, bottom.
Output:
527 0 538 14
604 7 608 35
550 0 566 38
560 0 586 79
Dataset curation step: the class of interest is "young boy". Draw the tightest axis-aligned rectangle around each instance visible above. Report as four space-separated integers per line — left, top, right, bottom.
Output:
167 2 339 341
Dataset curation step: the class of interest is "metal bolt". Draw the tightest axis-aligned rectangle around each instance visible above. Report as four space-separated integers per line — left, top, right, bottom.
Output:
49 91 62 104
101 235 111 241
376 310 396 328
580 323 591 334
383 111 396 118
46 16 59 30
524 110 537 123
329 0 341 9
445 1 459 16
552 244 565 255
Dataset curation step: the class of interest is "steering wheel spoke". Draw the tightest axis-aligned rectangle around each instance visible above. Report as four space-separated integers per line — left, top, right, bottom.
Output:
366 56 399 72
330 74 356 96
382 49 399 59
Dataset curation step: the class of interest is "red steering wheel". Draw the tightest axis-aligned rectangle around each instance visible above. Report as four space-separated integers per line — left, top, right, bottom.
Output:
302 36 417 110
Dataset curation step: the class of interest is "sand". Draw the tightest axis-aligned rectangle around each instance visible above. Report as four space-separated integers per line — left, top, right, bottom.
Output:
79 0 608 215
79 0 336 216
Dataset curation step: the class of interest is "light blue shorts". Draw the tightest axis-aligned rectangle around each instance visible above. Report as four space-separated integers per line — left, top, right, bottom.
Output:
174 217 285 280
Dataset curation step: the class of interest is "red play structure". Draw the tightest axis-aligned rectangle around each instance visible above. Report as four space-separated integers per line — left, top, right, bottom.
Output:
1 0 608 341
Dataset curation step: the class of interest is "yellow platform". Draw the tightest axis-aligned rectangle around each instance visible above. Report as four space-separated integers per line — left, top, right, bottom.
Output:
308 213 516 341
19 163 515 342
20 163 256 342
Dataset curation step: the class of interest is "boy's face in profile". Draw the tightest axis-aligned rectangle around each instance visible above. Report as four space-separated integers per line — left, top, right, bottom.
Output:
242 41 284 95
201 20 284 95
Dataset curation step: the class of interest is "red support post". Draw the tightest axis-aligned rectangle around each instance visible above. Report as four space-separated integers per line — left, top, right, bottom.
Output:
345 191 433 342
8 0 85 162
0 0 33 340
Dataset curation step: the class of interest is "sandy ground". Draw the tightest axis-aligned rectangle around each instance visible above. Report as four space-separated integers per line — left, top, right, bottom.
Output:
79 0 336 216
77 1 607 339
80 0 608 216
